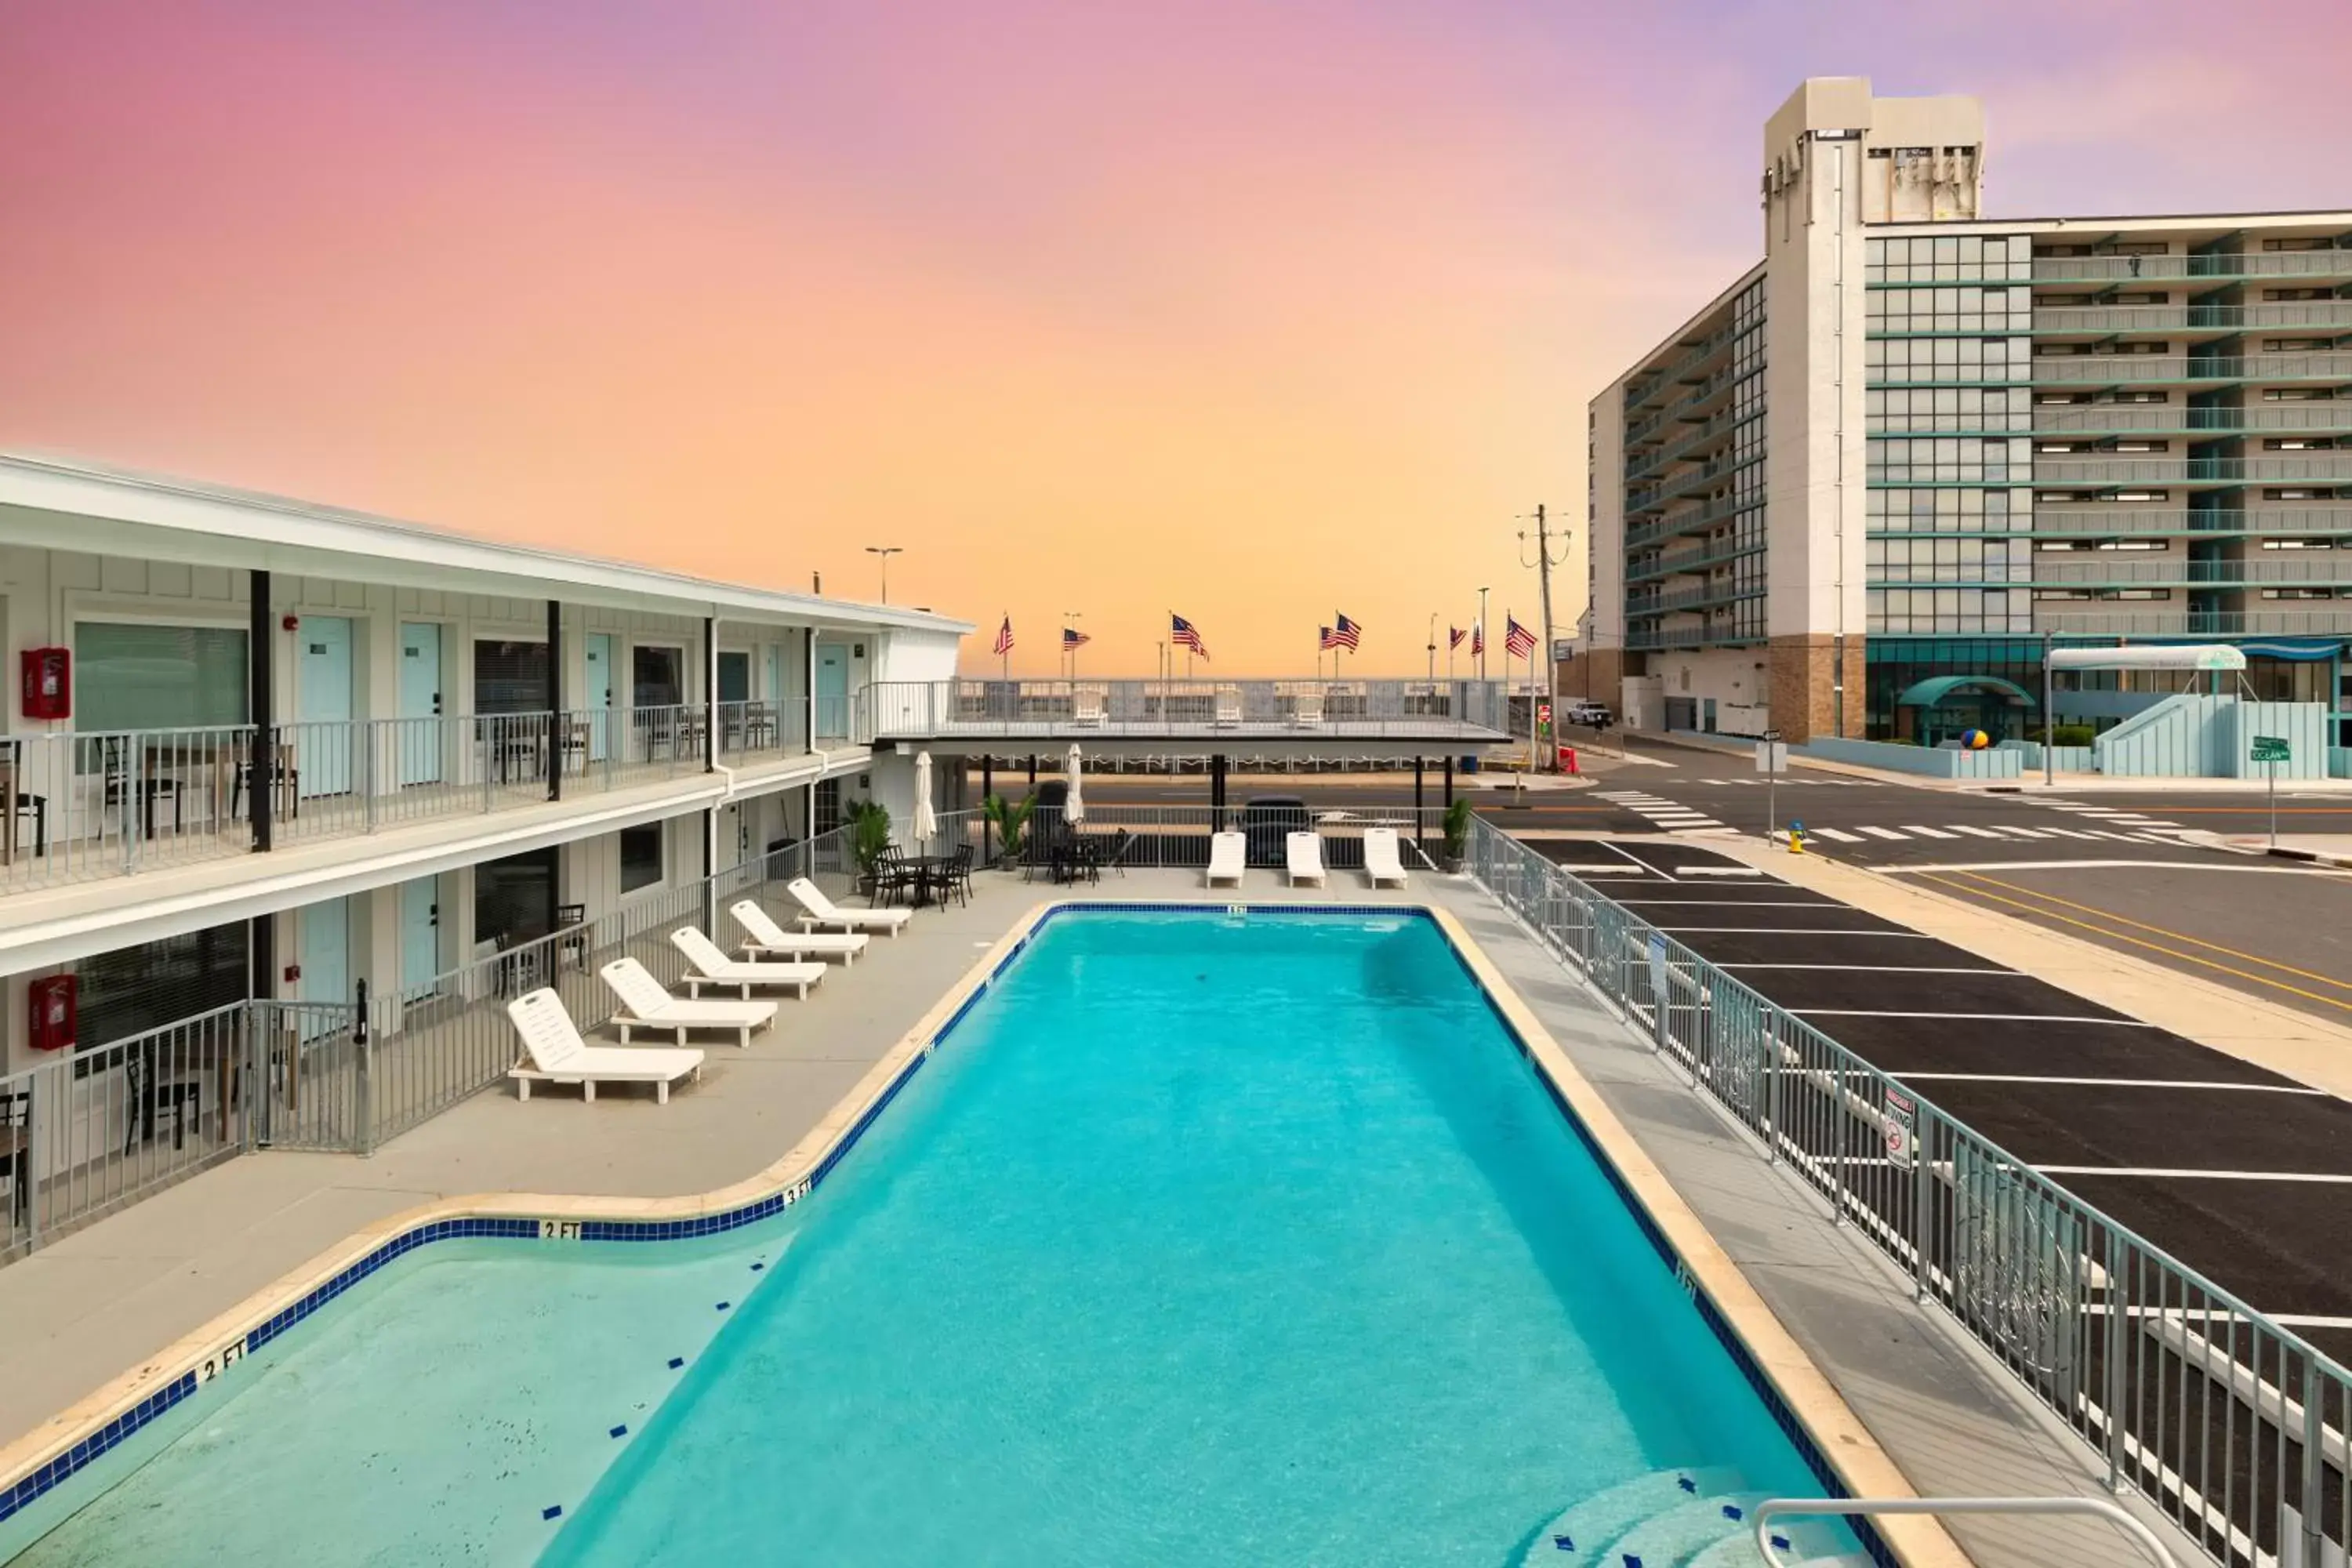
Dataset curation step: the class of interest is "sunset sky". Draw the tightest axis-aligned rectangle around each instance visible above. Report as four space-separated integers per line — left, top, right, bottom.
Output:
6 1 2350 672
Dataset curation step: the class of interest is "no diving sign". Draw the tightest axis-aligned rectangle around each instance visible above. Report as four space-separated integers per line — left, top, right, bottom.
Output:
1883 1087 1917 1170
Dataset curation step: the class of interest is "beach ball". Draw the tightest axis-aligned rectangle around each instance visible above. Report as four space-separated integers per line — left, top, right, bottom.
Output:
1958 728 1991 750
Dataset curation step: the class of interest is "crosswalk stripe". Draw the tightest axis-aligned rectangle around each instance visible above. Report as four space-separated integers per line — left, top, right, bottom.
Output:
1946 825 2005 839
1988 826 2054 839
2037 826 2103 840
1857 826 1908 840
1808 826 1865 842
1900 825 1960 839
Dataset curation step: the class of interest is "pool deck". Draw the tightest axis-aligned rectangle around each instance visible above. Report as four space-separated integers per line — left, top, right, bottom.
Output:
0 866 2194 1566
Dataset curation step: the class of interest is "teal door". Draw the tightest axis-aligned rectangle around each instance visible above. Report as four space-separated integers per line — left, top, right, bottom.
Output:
400 877 441 990
586 633 616 760
298 617 354 797
397 622 442 785
815 645 848 740
299 896 350 1015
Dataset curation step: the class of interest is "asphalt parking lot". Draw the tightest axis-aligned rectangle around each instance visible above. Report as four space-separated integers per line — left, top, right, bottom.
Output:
1538 837 2352 1370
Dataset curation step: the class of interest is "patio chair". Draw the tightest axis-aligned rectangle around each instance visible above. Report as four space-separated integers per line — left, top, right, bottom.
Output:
729 900 869 964
506 988 703 1104
599 956 777 1047
1290 691 1324 728
1213 690 1242 728
669 927 826 1000
1073 688 1106 726
1205 830 1245 887
786 877 913 935
1363 827 1409 889
1285 830 1327 887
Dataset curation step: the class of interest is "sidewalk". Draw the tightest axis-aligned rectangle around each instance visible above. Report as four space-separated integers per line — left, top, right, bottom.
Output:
1706 837 2352 1098
2228 831 2352 868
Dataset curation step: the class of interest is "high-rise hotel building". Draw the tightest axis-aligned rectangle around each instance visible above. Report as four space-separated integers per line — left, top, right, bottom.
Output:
1577 77 2352 742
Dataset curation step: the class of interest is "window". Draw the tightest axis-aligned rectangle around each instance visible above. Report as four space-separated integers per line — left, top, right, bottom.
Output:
74 622 247 732
633 645 684 709
74 922 248 1052
620 824 664 894
2114 589 2170 600
474 640 549 715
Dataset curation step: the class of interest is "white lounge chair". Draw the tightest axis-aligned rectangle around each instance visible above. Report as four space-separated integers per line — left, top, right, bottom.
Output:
1212 689 1242 728
1286 830 1327 887
600 956 776 1047
786 877 913 936
1073 688 1105 726
1205 829 1246 887
730 900 869 964
1363 826 1408 889
1290 691 1323 728
506 988 703 1104
669 927 826 1000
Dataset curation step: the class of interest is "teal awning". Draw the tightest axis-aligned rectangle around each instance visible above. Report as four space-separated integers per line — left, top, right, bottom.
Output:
1893 674 2038 710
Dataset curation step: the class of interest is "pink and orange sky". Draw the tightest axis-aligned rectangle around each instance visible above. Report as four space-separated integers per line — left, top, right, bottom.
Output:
5 2 2350 672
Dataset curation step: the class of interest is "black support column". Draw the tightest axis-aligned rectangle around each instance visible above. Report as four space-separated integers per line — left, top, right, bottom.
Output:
980 755 993 864
1414 755 1425 858
546 599 563 801
703 615 717 773
1443 755 1454 808
803 629 816 753
249 570 274 852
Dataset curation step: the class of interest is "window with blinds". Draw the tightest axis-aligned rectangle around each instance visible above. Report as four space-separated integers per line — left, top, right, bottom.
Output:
473 641 550 715
75 922 249 1051
74 623 248 733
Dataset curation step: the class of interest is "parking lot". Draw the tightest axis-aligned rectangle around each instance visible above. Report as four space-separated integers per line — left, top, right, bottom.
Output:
1537 837 2352 1370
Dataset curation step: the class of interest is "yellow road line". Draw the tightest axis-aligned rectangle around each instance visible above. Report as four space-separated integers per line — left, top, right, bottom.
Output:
1914 870 2352 1015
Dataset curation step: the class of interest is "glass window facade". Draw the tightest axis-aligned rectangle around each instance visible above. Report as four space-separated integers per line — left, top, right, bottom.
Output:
73 622 248 734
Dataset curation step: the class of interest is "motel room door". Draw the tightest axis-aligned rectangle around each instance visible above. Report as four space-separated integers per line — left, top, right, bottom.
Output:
586 633 616 760
297 617 355 797
398 622 443 784
815 645 848 741
400 876 441 992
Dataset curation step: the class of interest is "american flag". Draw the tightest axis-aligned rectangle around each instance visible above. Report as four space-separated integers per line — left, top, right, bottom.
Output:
1171 614 1209 659
1504 615 1537 659
1447 626 1465 651
1471 622 1484 658
1330 613 1361 652
1062 627 1090 649
1317 625 1338 650
993 616 1014 655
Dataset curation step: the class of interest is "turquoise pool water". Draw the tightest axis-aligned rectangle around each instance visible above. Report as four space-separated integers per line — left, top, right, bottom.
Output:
5 910 1855 1566
546 912 1842 1564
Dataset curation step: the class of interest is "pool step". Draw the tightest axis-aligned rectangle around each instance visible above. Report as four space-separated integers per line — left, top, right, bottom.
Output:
1519 1468 1739 1565
1592 1491 1769 1566
1682 1515 1875 1567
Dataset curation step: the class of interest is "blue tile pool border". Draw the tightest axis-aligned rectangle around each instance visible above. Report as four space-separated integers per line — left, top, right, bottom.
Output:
2 902 1883 1562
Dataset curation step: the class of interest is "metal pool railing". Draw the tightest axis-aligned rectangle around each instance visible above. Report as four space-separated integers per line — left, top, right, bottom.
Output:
1461 815 2348 1568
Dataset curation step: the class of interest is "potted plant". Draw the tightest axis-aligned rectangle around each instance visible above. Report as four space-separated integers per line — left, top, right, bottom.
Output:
982 793 1036 870
848 799 893 895
1440 797 1473 872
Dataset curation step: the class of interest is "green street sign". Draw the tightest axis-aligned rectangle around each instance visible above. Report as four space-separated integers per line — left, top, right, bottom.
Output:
2251 735 2291 764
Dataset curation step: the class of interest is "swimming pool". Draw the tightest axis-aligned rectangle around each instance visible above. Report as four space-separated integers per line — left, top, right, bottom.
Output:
4 908 1869 1565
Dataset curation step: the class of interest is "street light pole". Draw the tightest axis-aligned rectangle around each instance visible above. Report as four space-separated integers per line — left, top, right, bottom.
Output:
2042 630 2055 787
864 546 902 604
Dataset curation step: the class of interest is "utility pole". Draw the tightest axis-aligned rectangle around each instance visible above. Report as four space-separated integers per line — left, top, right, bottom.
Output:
1520 504 1570 771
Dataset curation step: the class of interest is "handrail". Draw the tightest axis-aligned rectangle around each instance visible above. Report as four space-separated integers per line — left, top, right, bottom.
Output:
1751 1496 2177 1568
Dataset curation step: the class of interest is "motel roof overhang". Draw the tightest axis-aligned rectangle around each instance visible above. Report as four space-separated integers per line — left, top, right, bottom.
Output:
874 731 1514 758
0 452 974 639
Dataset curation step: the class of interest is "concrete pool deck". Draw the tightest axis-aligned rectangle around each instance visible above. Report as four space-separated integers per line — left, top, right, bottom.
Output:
0 866 2191 1566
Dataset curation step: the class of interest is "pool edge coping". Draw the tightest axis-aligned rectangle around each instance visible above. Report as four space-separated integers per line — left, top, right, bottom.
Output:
0 896 1966 1566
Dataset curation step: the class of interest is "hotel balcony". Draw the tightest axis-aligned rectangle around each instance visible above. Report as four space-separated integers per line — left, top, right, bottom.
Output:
2028 405 2352 440
2025 506 2352 539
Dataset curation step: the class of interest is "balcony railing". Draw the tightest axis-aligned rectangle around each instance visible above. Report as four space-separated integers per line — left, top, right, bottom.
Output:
2034 455 2352 486
865 678 1509 740
2023 506 2352 537
1623 625 1721 651
2032 250 2352 285
0 699 824 896
1626 537 1765 583
1622 406 1748 484
2029 404 2352 438
2035 608 2352 635
2026 352 2352 386
1624 494 1752 551
2032 301 2352 335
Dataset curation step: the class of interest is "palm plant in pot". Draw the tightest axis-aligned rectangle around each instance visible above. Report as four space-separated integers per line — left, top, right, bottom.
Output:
982 793 1037 870
1440 797 1473 871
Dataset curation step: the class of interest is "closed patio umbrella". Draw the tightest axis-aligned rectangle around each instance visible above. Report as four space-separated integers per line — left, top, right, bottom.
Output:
913 750 938 848
1064 743 1085 825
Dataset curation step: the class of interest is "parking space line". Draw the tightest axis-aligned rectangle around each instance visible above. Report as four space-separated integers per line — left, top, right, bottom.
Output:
1889 1073 2325 1093
1795 1010 2159 1024
2033 1167 2352 1182
1719 964 2007 974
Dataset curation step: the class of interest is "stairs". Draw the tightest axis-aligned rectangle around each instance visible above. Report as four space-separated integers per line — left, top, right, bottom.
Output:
1521 1468 1872 1567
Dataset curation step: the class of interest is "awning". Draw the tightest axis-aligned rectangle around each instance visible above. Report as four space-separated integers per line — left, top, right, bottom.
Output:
2046 644 2246 673
1893 674 2038 710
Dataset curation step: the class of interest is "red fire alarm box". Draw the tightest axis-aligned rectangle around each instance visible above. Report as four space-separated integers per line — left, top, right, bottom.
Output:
28 974 75 1052
20 648 69 720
